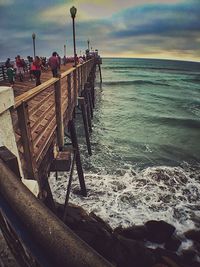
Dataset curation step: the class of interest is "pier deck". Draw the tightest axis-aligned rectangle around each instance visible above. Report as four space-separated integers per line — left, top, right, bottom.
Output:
0 63 73 97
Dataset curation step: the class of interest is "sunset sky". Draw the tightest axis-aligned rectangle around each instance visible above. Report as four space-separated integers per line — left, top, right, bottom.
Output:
0 0 200 62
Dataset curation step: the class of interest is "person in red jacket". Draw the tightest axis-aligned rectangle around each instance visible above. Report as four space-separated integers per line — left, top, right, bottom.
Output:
48 52 60 77
31 56 41 86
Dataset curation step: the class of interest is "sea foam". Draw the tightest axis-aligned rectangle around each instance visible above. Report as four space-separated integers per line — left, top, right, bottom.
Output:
49 163 200 235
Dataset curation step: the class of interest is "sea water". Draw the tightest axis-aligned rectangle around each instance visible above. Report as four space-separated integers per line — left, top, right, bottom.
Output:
50 58 200 236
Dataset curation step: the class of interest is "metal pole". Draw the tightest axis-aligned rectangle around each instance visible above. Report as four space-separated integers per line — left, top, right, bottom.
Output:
33 39 36 58
64 44 66 57
87 40 90 51
0 159 114 267
72 17 77 67
32 33 36 58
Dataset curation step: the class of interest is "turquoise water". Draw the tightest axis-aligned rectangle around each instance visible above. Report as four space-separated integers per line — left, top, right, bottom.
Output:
50 58 200 234
87 58 200 170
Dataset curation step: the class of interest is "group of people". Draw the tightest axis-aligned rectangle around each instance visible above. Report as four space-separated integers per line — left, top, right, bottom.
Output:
5 51 88 87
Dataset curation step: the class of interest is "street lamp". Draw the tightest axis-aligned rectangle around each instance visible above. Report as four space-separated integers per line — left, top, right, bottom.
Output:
64 44 66 57
70 6 77 67
87 39 90 50
32 32 36 58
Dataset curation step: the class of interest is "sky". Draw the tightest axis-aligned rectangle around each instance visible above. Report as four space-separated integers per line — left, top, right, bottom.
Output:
0 0 200 62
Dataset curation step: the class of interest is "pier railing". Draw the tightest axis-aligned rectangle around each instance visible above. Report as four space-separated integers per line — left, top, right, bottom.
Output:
12 59 94 192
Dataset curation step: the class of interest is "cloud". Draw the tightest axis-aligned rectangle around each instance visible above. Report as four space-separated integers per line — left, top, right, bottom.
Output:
0 0 14 6
0 0 199 61
110 2 200 38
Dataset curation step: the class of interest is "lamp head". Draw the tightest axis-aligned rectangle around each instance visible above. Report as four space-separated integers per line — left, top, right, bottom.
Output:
70 6 77 19
32 33 36 39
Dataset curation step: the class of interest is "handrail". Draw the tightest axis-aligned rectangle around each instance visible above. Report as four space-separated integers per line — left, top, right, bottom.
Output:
0 159 114 267
14 59 93 108
14 77 58 108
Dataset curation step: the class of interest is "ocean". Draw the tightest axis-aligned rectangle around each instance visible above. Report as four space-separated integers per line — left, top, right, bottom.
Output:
50 58 200 238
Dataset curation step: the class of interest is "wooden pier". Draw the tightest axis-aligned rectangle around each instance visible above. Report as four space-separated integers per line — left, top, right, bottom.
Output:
0 58 114 267
4 60 98 201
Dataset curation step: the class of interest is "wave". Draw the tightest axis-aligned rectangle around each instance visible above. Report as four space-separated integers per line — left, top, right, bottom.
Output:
103 65 196 73
153 116 200 129
182 77 200 84
49 163 200 235
103 80 170 87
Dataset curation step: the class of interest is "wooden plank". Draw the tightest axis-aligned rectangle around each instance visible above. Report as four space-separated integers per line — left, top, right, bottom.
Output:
15 78 58 108
28 89 54 116
32 110 56 149
30 101 55 132
35 120 57 163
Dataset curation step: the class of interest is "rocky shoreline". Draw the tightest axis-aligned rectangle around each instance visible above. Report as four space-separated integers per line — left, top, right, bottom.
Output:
1 202 200 267
57 203 200 267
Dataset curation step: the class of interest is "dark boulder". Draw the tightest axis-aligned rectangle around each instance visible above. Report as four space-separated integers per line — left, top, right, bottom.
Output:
145 220 176 244
114 225 147 241
111 235 156 267
164 236 182 251
180 249 197 264
184 230 200 244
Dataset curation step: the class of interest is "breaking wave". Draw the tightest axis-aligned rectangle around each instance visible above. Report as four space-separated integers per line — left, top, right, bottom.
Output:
49 163 200 235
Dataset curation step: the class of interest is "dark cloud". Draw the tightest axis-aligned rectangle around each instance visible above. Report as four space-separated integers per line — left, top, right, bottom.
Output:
111 1 200 38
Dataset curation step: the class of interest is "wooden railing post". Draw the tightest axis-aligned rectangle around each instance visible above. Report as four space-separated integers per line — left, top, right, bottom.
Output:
16 102 38 181
54 79 64 150
72 69 77 107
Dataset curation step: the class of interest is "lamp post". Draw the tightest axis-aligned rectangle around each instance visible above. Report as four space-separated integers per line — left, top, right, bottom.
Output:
87 39 90 51
32 32 36 58
70 6 77 67
64 44 66 57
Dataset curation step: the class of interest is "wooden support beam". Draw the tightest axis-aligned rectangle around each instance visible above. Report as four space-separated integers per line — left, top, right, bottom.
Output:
63 149 76 221
83 89 92 133
78 97 92 155
87 88 93 118
68 119 87 196
50 150 71 172
54 79 64 149
98 64 102 83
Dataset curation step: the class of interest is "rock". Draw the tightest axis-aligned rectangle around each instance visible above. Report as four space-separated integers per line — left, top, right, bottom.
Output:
55 203 199 267
111 235 156 267
180 249 196 263
162 256 181 267
145 220 176 244
184 230 200 244
155 248 191 267
114 225 147 241
90 212 113 233
164 236 182 251
152 264 168 267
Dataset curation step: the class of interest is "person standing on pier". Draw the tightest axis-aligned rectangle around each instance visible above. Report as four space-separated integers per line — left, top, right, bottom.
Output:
15 55 24 81
48 52 60 77
32 56 41 86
